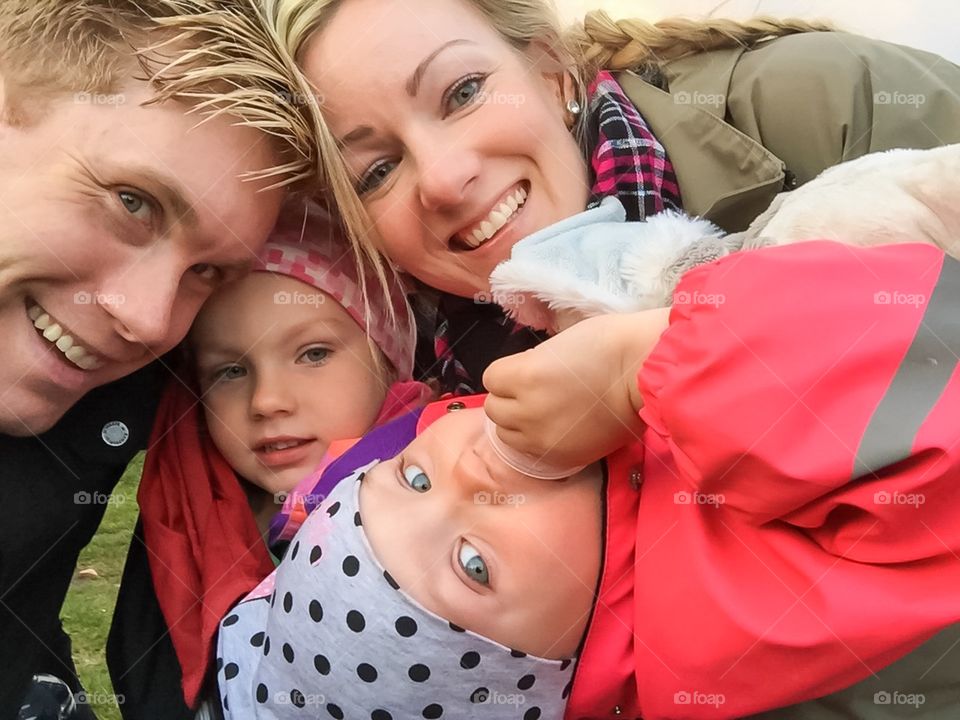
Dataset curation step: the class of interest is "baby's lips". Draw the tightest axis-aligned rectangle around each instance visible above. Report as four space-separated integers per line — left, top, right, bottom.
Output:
483 415 585 480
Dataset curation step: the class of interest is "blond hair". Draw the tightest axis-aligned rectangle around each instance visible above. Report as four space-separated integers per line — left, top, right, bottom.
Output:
0 0 323 189
265 0 831 292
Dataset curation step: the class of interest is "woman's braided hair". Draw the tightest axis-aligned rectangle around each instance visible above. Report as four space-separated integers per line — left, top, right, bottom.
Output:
265 0 832 303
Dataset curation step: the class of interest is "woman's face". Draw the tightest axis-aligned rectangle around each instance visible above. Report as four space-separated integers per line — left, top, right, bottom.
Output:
304 0 590 298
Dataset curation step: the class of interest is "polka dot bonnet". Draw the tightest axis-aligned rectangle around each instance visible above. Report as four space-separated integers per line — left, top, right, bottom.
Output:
253 201 416 381
216 462 576 719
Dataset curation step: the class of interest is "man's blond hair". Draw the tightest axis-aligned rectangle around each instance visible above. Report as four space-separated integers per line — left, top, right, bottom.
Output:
0 0 321 189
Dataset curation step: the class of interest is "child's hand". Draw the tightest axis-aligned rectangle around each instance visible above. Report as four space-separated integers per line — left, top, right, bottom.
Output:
483 309 670 469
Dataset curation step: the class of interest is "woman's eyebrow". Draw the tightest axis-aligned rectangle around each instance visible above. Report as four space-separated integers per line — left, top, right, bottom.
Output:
405 39 476 97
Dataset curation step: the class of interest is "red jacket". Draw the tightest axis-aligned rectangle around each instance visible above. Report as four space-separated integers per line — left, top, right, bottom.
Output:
566 241 960 719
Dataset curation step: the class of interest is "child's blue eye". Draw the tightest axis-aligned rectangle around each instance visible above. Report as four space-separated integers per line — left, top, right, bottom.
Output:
402 464 431 493
300 347 330 364
214 365 245 382
458 541 489 586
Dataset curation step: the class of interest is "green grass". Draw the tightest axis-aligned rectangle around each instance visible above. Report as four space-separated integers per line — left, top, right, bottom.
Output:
61 453 144 720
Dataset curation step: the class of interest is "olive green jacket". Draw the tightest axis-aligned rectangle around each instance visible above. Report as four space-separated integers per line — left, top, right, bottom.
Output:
620 31 960 719
618 31 960 232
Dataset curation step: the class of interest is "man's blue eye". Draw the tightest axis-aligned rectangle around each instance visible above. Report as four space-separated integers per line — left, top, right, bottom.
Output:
119 190 144 214
458 541 489 586
402 464 431 493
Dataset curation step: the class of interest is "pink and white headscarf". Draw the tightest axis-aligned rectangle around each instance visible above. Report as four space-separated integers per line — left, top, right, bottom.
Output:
252 202 416 381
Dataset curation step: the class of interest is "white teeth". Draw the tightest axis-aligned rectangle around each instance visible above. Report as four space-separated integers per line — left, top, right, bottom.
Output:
460 186 528 249
264 440 304 452
43 323 63 342
28 303 103 371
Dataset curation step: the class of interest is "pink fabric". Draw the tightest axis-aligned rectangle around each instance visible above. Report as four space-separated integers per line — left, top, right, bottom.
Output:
253 202 417 380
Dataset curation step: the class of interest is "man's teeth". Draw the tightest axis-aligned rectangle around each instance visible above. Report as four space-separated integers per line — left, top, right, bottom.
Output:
464 186 528 248
28 304 103 371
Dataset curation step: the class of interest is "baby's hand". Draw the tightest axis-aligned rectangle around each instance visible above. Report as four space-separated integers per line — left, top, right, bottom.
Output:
483 309 670 470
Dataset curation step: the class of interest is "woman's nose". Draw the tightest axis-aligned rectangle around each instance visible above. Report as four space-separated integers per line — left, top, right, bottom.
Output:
412 135 481 212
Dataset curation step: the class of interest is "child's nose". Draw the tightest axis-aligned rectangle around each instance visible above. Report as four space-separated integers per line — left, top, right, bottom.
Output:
249 370 296 418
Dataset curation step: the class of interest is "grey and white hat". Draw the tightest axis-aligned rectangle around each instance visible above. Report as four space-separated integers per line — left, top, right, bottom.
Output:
216 462 576 719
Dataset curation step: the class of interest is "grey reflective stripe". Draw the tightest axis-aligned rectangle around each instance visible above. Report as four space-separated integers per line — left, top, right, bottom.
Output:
854 255 960 478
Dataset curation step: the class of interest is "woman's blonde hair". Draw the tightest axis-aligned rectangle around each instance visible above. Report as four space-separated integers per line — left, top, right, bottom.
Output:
0 0 324 189
264 0 831 299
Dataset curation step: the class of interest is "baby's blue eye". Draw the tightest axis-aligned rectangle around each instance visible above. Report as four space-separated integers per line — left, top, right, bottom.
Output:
403 464 431 493
458 541 489 586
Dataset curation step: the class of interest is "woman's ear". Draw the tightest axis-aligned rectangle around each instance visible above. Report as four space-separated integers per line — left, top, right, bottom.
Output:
523 39 578 125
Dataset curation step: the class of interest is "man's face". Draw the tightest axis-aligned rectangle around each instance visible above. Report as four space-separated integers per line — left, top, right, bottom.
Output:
0 82 284 435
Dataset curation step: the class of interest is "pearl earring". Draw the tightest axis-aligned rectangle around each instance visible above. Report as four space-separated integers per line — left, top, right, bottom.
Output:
566 99 582 115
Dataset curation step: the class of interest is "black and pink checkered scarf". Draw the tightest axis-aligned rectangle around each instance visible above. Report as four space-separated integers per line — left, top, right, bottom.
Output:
432 71 682 393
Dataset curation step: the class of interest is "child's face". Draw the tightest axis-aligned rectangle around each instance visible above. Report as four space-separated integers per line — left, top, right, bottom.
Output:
192 273 389 494
360 408 603 659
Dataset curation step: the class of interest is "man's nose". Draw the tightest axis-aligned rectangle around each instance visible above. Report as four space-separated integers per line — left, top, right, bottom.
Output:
98 256 183 349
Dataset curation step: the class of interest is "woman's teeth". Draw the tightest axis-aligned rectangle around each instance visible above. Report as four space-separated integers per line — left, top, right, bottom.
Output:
462 186 528 249
28 304 103 371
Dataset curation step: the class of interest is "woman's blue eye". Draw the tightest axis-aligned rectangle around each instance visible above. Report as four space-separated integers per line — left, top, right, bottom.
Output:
358 160 398 195
402 464 431 493
458 541 489 586
445 75 485 114
300 347 330 364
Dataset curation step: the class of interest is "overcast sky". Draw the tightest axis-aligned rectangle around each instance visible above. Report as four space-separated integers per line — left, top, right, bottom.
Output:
555 0 960 64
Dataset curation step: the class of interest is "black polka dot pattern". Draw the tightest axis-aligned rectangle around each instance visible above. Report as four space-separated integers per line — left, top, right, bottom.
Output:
347 610 366 632
395 616 417 637
408 663 430 683
342 555 360 576
214 467 575 720
357 663 378 682
314 654 330 675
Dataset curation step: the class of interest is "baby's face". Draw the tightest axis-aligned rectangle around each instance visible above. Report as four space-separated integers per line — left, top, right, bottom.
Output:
360 407 603 659
192 273 389 494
